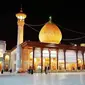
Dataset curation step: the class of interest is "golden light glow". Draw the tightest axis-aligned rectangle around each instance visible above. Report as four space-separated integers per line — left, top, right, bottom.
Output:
43 59 45 62
34 58 36 62
80 43 85 46
16 13 26 20
5 55 9 61
78 59 82 63
39 17 62 44
16 9 26 20
51 59 54 62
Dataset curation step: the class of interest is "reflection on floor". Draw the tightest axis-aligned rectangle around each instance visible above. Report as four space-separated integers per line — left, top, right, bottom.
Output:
0 72 85 85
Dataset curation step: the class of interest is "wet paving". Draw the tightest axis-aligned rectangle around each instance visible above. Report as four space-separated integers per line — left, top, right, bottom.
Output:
0 72 85 85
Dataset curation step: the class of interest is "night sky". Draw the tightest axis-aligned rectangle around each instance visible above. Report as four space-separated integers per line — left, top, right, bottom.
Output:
0 2 85 50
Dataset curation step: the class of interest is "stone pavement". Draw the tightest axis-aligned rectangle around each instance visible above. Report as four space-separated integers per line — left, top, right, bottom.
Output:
0 72 85 85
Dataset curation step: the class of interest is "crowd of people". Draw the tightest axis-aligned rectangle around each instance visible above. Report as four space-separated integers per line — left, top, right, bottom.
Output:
1 69 12 74
27 66 50 74
44 66 50 74
0 66 50 74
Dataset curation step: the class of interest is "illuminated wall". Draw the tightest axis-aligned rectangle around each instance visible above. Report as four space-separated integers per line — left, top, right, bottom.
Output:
10 48 16 72
0 41 6 57
0 41 6 71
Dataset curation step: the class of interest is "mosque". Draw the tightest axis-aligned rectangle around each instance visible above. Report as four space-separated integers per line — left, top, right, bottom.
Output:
0 8 85 73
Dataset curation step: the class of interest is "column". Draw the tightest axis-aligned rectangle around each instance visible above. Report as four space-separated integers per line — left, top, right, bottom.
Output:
32 47 35 69
64 49 66 70
41 48 43 73
3 54 5 70
16 45 22 72
16 9 26 72
49 49 51 71
76 50 78 70
57 49 58 70
82 51 84 70
9 54 10 70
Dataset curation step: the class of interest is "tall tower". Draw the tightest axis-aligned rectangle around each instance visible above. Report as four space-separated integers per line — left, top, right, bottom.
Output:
16 8 27 44
16 7 27 72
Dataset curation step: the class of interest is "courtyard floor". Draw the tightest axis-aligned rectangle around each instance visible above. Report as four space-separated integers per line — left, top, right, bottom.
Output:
0 72 85 85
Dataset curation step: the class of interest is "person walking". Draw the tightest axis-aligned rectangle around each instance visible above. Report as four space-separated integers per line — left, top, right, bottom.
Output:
48 66 50 73
30 66 33 74
1 69 3 74
44 66 48 74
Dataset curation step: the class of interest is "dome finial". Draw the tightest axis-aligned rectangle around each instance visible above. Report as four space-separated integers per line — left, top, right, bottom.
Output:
49 16 52 23
20 4 23 12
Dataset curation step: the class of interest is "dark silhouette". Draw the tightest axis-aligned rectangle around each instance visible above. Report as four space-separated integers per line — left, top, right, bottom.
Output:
44 66 48 74
9 69 12 73
28 66 32 74
72 67 75 70
77 66 80 70
1 69 3 74
30 66 33 74
28 66 33 74
48 66 50 73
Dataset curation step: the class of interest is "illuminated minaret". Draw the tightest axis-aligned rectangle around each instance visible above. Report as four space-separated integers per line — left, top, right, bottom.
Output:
16 7 27 72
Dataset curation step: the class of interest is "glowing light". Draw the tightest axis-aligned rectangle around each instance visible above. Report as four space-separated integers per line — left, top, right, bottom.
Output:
16 13 26 20
51 59 53 62
43 59 45 62
34 58 36 62
80 43 85 46
59 60 64 62
78 59 82 63
5 55 9 61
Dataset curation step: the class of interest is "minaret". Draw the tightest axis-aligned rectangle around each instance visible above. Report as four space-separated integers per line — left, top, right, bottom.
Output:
16 7 27 72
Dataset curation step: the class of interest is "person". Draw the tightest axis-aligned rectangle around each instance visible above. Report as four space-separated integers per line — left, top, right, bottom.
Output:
1 69 3 74
31 68 33 74
9 69 12 73
30 66 34 74
28 66 31 74
48 66 50 73
72 67 75 70
44 66 48 74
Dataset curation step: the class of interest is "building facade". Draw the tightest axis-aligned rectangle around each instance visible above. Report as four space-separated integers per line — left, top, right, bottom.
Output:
9 41 85 72
0 41 85 72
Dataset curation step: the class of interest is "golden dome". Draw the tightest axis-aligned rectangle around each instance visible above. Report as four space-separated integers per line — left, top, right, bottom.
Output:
39 16 62 44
